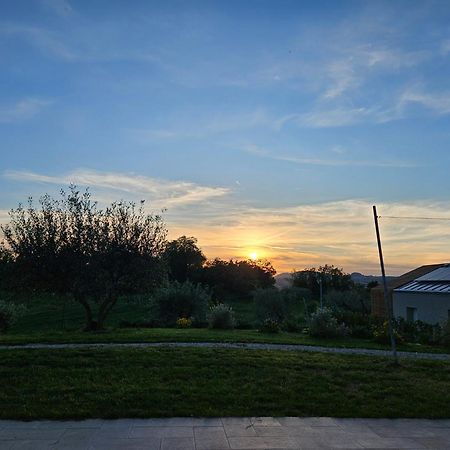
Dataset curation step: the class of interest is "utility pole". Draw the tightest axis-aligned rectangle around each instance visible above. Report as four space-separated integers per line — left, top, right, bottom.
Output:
373 205 398 363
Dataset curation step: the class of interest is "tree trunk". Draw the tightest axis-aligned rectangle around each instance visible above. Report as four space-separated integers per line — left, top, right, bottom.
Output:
76 295 97 331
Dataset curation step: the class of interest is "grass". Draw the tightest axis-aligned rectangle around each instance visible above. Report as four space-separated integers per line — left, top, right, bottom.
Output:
3 291 449 353
1 347 449 420
1 327 449 353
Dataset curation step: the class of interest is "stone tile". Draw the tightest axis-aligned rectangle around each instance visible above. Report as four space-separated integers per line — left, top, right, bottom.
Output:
88 437 161 450
0 443 13 450
413 436 450 448
277 417 311 427
161 437 195 450
221 418 252 427
298 417 340 428
191 418 223 427
369 426 438 438
194 426 226 437
357 436 426 448
254 426 292 437
9 441 58 450
223 425 257 437
228 436 297 449
251 417 282 427
0 429 64 441
195 436 230 449
313 434 364 449
130 425 194 438
99 419 134 430
133 417 195 427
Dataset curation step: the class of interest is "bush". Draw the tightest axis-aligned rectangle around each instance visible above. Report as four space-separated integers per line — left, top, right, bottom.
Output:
259 318 281 333
208 303 236 329
333 310 379 339
309 307 349 338
150 281 210 327
176 317 192 328
373 320 404 344
0 301 26 333
324 288 370 314
254 288 286 324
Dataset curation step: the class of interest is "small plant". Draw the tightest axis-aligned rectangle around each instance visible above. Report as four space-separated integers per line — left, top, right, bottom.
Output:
0 301 26 333
259 318 280 333
254 288 286 324
373 320 403 344
150 281 210 327
309 307 349 338
208 303 236 329
176 317 192 328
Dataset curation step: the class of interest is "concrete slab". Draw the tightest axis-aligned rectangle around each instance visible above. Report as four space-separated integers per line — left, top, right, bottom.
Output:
0 417 447 449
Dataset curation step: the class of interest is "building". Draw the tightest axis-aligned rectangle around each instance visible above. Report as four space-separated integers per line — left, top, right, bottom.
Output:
371 263 450 324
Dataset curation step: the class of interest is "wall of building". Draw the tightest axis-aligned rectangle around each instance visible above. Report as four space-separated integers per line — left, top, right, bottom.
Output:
393 292 450 324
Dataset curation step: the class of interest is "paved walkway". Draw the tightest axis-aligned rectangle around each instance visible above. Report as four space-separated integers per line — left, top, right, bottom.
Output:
0 417 449 449
0 341 449 360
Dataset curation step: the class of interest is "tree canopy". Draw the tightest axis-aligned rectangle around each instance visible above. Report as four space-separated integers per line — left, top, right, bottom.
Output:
164 235 206 282
1 186 167 330
292 264 353 298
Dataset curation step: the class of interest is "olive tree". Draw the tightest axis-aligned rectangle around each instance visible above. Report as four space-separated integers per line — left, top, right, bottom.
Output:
1 186 167 331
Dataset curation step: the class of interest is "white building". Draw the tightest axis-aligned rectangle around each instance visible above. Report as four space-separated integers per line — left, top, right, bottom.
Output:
393 265 450 324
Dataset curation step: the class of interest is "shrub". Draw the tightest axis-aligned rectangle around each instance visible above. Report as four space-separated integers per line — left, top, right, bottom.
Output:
0 301 26 333
373 320 404 344
282 316 304 333
333 310 379 339
254 288 286 324
440 320 450 347
176 317 192 328
259 318 281 333
208 303 236 329
324 289 370 314
150 281 210 327
309 307 349 338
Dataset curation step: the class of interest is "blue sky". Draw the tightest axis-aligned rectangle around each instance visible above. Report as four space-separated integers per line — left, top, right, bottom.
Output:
1 0 450 274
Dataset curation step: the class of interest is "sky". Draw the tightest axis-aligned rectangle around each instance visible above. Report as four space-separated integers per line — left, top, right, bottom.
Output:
1 0 450 275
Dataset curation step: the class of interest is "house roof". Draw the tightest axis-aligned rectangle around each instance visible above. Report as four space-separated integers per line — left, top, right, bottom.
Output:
372 263 447 292
393 264 450 294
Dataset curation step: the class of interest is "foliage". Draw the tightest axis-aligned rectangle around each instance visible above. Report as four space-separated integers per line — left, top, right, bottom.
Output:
309 307 350 338
164 236 206 282
207 303 236 329
0 301 26 333
150 281 210 327
325 287 371 315
259 318 281 333
254 288 286 324
372 320 404 344
1 186 167 331
198 258 276 299
333 310 379 339
176 317 192 329
292 265 353 298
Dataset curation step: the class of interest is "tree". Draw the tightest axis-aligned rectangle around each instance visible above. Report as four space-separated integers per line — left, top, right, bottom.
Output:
1 186 167 331
198 258 276 299
292 264 353 298
164 236 206 282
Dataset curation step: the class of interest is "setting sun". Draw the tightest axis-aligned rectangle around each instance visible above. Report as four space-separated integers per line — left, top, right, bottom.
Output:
249 251 258 261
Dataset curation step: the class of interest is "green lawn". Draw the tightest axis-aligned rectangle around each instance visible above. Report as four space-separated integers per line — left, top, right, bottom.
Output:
1 347 449 420
3 292 449 354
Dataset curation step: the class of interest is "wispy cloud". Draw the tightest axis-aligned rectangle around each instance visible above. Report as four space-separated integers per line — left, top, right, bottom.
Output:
0 98 52 123
4 169 230 209
399 88 450 115
242 144 416 169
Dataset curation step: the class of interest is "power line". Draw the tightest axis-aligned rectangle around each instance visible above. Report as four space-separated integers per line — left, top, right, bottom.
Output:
379 215 450 221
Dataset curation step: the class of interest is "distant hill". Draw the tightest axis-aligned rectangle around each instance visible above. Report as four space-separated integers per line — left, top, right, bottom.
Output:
274 272 293 289
275 271 396 289
350 272 396 286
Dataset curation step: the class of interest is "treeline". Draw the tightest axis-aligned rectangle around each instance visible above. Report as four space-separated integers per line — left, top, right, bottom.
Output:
0 186 275 331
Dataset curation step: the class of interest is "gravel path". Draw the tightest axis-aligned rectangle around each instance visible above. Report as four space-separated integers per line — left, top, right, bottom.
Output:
0 341 448 360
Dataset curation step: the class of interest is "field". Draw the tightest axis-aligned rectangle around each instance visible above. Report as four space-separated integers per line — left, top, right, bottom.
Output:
1 347 449 420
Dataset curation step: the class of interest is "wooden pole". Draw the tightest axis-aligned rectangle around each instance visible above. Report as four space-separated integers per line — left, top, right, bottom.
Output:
373 205 398 363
